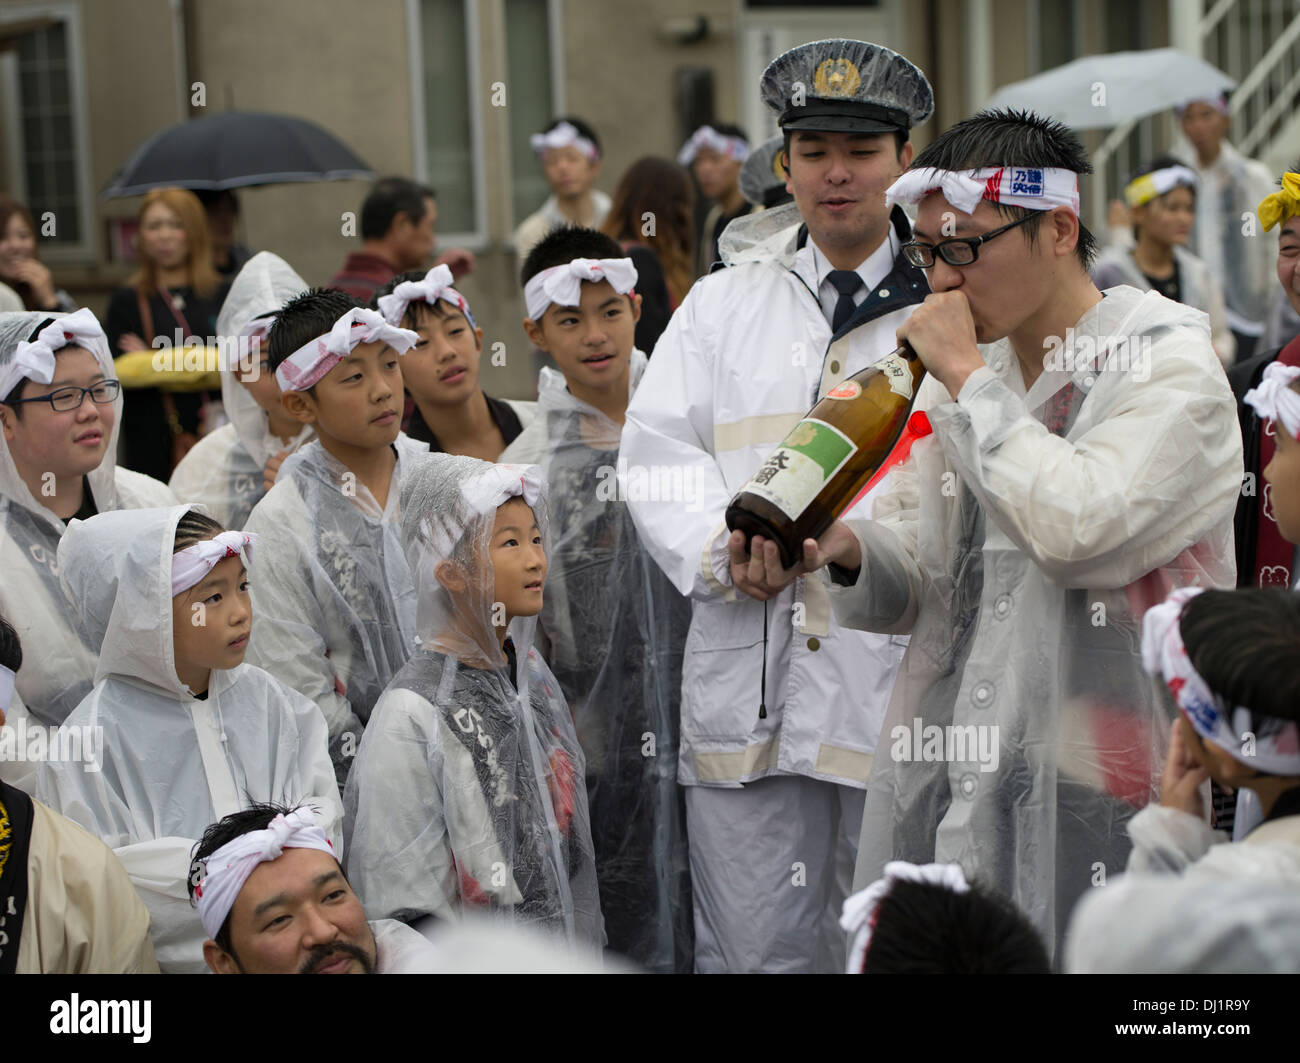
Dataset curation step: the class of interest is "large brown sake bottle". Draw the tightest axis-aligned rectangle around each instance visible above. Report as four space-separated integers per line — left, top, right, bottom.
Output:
725 344 926 569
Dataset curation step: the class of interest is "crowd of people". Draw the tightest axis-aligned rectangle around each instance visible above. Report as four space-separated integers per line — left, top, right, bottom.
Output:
1 35 1299 976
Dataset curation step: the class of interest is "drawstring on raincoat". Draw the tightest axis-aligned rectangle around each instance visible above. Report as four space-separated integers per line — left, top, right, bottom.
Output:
759 599 768 720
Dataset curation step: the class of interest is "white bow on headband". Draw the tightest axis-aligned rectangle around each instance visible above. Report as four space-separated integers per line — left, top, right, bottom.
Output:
530 120 598 162
422 463 546 562
0 307 109 400
677 126 750 166
1245 362 1300 440
885 166 1080 215
172 530 258 596
523 258 638 321
840 861 970 974
376 264 475 329
273 308 419 392
194 808 335 940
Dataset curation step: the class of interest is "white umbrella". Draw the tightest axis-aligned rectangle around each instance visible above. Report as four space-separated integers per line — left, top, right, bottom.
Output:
985 48 1236 130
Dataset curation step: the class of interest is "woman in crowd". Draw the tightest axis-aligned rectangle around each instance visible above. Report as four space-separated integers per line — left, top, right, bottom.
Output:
601 156 695 354
0 196 76 314
104 188 228 481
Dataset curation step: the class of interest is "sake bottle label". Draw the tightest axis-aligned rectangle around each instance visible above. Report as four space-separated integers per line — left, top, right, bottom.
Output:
877 350 916 400
744 418 858 521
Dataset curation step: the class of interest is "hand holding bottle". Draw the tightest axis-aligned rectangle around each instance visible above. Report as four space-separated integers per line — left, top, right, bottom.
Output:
727 520 862 602
895 290 985 401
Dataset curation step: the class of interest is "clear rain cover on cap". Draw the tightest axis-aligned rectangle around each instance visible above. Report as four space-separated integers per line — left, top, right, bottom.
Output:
739 135 788 207
343 452 604 951
36 503 342 972
502 352 694 972
169 252 314 529
0 310 176 726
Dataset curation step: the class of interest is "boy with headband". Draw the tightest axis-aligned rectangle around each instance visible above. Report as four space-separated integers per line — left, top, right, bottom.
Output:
1066 585 1300 972
243 289 428 785
515 118 609 263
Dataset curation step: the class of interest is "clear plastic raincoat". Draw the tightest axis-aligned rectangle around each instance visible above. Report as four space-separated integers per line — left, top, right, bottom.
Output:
344 454 604 951
1065 805 1300 972
242 434 426 777
501 350 693 972
35 504 341 973
826 286 1242 953
169 252 313 529
0 310 175 727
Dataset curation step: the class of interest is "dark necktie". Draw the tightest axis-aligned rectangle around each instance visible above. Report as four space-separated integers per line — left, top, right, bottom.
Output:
828 269 864 332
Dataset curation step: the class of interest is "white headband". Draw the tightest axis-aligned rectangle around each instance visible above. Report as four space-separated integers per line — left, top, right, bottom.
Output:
0 663 13 715
172 530 258 596
273 308 419 392
376 264 476 329
1125 165 1198 208
677 126 750 166
1245 362 1300 440
1142 587 1300 777
523 258 638 321
886 166 1081 215
0 308 109 400
425 463 545 560
530 120 598 162
840 861 970 974
194 808 336 940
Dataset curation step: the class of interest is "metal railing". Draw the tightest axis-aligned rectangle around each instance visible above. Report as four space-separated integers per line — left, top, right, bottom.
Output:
1089 0 1300 227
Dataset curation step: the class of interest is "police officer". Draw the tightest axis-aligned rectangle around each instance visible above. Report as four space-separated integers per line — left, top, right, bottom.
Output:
621 39 933 973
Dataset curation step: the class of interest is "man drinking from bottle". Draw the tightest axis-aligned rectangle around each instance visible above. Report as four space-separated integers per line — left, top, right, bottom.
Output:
785 109 1242 956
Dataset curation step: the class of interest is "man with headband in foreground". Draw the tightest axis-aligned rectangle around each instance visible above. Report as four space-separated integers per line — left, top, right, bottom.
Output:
192 804 437 974
775 109 1241 953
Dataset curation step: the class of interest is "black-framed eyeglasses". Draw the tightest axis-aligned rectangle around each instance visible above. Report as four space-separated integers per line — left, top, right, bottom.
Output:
2 379 121 412
901 213 1038 269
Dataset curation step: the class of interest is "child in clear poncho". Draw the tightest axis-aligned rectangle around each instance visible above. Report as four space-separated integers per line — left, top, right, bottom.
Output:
35 504 341 973
169 252 314 529
343 453 603 950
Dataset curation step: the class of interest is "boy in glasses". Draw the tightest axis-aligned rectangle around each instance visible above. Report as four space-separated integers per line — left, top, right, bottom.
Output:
622 39 932 973
0 310 175 737
783 109 1241 956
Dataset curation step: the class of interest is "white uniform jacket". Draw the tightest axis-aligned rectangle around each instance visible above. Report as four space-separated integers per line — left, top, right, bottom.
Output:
620 202 927 789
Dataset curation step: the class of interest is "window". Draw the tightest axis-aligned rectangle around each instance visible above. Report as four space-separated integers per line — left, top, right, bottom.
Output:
0 4 94 262
409 0 568 243
409 0 485 243
504 0 561 230
1031 0 1080 74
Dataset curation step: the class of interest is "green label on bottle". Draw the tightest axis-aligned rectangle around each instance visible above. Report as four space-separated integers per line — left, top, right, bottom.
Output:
744 417 857 522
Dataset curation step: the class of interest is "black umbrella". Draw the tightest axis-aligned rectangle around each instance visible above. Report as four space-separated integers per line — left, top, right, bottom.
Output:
101 110 373 199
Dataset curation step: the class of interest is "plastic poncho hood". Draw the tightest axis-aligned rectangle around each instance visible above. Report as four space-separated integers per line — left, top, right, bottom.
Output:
0 309 121 528
57 504 214 696
399 452 549 666
345 453 604 949
215 251 313 470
